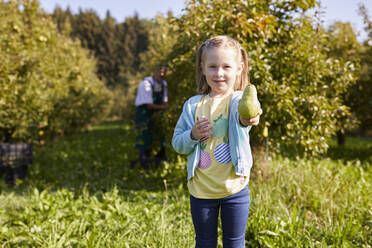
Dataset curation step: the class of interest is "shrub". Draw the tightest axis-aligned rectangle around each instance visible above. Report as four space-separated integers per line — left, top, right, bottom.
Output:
0 0 111 142
149 0 358 156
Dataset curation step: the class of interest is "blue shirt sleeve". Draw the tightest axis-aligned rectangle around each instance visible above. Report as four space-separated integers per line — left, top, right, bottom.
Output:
172 98 199 155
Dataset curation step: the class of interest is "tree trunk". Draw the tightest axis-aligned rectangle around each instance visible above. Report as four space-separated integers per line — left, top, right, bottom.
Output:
336 130 346 146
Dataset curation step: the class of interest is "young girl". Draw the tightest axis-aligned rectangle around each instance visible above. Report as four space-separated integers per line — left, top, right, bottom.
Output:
172 35 261 248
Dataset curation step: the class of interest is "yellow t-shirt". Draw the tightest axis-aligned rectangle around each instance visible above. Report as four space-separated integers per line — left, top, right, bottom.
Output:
188 93 248 199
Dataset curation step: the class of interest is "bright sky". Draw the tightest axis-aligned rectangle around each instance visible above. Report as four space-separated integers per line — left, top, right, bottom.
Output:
39 0 372 41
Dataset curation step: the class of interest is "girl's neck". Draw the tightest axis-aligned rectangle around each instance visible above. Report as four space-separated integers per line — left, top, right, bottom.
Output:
208 89 233 98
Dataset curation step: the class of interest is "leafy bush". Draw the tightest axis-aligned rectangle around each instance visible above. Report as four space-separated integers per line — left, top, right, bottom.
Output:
150 0 358 156
354 4 372 133
0 0 111 141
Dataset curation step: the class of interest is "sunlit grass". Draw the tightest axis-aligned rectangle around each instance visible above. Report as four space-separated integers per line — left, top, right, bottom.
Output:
247 156 371 247
0 120 371 247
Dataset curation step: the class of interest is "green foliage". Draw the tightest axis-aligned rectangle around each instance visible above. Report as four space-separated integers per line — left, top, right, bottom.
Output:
0 120 370 247
353 4 372 132
326 136 372 164
50 5 72 33
115 14 150 85
326 22 362 60
325 21 362 140
97 11 118 86
140 13 178 76
52 8 150 88
70 9 102 51
0 0 111 141
150 0 358 156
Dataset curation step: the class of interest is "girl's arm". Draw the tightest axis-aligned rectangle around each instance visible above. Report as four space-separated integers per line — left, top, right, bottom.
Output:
145 102 168 110
172 100 199 155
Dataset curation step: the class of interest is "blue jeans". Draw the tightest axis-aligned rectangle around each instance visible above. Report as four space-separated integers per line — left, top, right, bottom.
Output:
190 186 250 248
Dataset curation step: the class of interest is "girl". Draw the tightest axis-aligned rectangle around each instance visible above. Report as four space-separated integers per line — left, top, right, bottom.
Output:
172 35 261 248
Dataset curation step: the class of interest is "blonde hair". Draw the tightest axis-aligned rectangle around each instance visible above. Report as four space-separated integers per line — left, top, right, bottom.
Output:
195 35 250 94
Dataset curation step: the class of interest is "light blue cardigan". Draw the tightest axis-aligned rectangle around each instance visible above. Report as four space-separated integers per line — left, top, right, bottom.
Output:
172 91 254 180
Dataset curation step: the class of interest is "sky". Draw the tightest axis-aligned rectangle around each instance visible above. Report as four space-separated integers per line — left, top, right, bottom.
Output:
39 0 372 41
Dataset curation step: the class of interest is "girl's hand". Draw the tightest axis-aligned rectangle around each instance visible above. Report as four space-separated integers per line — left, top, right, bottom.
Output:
240 109 263 126
191 117 212 143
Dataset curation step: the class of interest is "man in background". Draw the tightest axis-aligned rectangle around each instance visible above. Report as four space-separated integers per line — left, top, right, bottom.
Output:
132 65 169 169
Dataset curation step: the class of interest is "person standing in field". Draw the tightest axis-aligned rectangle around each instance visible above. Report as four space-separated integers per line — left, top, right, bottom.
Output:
133 65 169 169
172 35 262 248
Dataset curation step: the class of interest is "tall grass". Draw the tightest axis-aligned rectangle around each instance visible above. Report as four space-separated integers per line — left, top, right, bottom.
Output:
247 156 371 247
0 120 371 247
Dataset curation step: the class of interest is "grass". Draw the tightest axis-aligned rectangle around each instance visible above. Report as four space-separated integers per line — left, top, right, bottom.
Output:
0 120 371 247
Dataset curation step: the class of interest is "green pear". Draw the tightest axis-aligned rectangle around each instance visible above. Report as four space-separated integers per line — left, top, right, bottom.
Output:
238 84 261 119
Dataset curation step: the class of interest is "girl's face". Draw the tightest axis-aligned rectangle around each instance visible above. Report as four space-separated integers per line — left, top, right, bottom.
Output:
202 46 242 97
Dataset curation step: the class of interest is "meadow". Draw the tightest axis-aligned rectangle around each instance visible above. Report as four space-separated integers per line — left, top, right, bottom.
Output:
0 120 371 247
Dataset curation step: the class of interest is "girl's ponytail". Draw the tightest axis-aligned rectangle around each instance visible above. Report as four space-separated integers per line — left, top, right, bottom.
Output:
235 46 249 91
